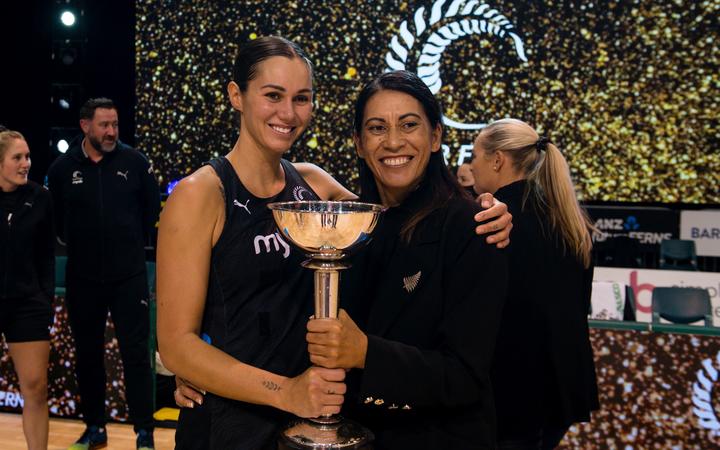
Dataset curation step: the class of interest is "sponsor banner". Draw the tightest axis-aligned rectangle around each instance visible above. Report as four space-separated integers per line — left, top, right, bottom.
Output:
0 390 24 408
594 267 720 324
586 206 679 248
681 210 720 257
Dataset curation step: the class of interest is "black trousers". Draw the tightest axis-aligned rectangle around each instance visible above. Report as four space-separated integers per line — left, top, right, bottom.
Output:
66 272 154 432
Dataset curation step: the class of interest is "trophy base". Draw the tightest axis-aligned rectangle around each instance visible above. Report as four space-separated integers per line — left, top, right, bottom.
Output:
278 416 374 449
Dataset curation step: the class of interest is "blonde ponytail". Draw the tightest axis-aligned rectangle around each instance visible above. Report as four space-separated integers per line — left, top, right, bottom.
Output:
477 119 594 267
535 142 594 267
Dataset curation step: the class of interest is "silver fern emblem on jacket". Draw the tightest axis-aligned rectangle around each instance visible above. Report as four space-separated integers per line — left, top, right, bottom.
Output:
403 271 421 293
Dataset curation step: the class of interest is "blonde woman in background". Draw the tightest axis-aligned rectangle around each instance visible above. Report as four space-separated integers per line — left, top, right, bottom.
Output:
0 129 54 450
471 118 599 450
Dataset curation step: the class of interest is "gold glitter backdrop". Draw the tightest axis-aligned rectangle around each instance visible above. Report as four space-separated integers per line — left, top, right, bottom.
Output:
135 0 719 203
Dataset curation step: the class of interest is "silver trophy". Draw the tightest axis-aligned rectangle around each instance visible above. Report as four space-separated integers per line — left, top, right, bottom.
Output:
268 201 385 449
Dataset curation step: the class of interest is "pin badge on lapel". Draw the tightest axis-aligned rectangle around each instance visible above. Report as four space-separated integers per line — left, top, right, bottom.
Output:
403 271 421 293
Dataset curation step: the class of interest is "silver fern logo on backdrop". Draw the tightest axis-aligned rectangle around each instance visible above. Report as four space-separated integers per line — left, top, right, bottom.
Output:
693 351 720 436
384 0 528 131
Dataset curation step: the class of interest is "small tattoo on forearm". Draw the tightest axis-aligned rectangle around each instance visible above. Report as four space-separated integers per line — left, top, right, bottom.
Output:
262 380 282 391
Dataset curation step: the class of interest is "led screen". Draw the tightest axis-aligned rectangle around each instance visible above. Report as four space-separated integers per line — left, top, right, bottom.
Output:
135 0 719 203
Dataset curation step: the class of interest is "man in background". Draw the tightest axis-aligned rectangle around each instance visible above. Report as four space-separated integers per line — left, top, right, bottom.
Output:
46 98 159 450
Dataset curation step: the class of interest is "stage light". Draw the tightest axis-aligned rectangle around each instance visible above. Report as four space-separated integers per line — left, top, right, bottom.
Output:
57 139 69 153
50 127 78 155
59 99 70 110
60 11 76 27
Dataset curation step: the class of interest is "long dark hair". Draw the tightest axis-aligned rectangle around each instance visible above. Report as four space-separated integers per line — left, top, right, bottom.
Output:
232 36 313 128
353 70 468 242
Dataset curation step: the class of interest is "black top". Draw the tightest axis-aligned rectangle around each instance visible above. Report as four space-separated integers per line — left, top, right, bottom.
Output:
186 157 319 450
0 189 20 213
342 180 508 449
45 137 160 282
0 181 54 301
491 180 599 438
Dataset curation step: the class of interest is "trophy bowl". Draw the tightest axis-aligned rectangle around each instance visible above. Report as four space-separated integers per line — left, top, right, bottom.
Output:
268 201 384 449
268 201 385 260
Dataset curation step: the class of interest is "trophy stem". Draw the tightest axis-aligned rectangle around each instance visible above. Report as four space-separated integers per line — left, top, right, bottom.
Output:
315 269 339 319
303 260 349 320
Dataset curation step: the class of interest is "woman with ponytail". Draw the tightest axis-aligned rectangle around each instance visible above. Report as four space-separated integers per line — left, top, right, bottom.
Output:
471 118 599 449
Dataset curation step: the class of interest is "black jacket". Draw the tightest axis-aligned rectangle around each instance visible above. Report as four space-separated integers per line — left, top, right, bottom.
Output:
46 137 160 282
0 180 54 301
343 182 508 449
491 180 599 438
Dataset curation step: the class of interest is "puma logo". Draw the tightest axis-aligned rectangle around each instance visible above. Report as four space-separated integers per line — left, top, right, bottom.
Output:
117 170 129 180
233 199 251 215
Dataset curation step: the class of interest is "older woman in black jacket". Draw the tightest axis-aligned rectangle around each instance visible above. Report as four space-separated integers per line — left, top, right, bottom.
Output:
306 71 508 449
471 119 599 450
0 129 54 450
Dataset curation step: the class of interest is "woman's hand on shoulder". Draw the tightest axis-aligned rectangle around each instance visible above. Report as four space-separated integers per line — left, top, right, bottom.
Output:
294 162 357 201
473 193 512 248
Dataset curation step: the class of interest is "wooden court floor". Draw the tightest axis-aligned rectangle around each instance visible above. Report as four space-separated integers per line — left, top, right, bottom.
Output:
0 412 176 449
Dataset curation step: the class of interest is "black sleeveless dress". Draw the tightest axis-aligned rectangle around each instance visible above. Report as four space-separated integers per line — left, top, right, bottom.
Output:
176 157 319 450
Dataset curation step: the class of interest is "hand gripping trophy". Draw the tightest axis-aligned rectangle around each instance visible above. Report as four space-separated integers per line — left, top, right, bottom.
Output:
268 200 385 449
